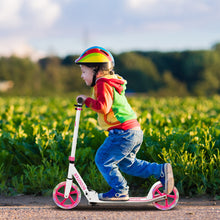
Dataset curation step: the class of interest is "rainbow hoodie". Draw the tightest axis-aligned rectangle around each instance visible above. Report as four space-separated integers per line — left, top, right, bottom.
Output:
85 74 140 131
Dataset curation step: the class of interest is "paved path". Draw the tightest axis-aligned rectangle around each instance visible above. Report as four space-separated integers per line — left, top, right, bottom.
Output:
0 195 219 219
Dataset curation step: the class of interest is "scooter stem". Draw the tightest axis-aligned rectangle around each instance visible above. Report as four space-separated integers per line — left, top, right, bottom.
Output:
70 99 83 158
64 99 83 198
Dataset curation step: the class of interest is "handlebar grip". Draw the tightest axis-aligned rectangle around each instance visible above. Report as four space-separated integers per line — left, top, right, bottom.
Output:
77 97 84 104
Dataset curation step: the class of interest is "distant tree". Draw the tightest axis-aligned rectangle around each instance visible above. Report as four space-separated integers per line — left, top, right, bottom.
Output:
38 56 64 93
1 45 220 96
193 51 220 95
0 56 42 95
212 42 220 52
61 55 78 66
136 51 183 80
180 51 208 93
114 52 161 92
156 71 189 96
62 65 88 93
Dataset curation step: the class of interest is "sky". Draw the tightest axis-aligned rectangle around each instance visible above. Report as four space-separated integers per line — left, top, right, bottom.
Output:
0 0 220 60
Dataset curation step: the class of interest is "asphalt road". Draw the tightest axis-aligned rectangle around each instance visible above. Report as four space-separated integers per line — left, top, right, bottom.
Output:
0 195 219 220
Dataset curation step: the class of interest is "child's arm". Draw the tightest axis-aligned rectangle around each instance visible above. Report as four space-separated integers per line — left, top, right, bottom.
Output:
84 82 113 114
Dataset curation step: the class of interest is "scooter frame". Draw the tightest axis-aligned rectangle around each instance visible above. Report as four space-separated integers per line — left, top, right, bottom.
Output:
53 98 179 210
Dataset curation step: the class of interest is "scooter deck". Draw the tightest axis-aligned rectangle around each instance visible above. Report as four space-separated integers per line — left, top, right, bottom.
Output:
89 195 167 205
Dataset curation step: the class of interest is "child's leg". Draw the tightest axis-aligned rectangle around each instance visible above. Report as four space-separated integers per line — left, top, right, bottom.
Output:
95 130 130 194
118 141 162 179
95 129 161 193
118 130 174 194
95 129 147 194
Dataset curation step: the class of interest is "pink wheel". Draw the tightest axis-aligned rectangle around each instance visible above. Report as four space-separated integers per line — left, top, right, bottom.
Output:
53 181 81 209
152 183 179 210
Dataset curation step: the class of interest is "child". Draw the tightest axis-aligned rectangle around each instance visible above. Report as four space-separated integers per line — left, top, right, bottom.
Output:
75 46 174 201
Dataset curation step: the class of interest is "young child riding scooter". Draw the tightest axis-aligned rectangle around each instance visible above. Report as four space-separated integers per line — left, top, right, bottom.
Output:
75 46 174 201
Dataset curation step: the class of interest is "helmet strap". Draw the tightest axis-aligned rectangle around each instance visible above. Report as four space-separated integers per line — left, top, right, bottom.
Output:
90 66 100 87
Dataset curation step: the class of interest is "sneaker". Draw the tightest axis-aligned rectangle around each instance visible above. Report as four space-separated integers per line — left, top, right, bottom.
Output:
98 188 129 201
159 163 174 194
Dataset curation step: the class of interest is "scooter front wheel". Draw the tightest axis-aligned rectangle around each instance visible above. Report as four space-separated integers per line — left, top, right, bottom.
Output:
152 183 179 210
53 181 81 209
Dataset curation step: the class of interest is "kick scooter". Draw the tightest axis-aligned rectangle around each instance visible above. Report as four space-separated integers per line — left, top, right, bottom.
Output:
53 98 179 210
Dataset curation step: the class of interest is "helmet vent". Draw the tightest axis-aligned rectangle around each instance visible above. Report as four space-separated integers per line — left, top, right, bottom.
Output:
100 50 109 57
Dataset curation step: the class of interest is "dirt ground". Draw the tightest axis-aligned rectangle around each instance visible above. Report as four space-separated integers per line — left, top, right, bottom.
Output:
0 195 219 220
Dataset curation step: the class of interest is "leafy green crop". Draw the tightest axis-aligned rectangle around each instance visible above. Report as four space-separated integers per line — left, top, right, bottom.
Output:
0 96 219 197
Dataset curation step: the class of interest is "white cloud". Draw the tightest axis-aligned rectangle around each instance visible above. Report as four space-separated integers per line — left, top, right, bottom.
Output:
0 36 46 60
0 0 219 58
0 0 23 28
127 0 158 9
0 0 61 58
0 0 61 29
123 0 217 33
127 0 211 15
27 0 61 27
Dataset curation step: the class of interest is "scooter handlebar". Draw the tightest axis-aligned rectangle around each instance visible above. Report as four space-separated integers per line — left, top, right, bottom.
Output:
77 97 84 104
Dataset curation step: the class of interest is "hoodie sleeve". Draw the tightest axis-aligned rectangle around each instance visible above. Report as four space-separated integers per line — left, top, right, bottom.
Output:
84 81 113 114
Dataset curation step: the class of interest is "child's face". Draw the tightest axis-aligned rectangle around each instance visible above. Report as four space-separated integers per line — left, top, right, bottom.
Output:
80 65 94 86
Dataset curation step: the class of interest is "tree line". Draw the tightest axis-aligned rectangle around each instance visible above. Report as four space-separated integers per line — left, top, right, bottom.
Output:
0 43 220 96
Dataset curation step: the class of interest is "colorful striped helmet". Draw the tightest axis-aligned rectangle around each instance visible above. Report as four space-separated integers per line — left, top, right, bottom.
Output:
75 46 114 70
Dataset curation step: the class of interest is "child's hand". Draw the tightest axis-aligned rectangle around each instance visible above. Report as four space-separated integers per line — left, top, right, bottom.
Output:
76 95 87 104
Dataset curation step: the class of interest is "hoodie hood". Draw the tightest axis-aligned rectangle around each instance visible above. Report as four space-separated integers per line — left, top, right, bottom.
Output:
96 74 126 94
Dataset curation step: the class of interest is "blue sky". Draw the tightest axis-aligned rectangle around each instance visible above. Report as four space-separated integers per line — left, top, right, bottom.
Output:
0 0 220 60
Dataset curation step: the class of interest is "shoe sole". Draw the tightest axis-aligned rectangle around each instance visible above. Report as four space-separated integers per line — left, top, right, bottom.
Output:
164 163 174 194
99 193 129 201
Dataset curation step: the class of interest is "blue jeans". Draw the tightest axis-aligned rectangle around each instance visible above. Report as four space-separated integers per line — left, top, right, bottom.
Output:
95 129 162 194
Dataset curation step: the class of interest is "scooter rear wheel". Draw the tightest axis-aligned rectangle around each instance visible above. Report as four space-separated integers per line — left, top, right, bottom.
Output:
152 183 179 210
53 181 81 209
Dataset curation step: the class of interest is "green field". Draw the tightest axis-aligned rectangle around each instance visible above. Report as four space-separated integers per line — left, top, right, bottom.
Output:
0 96 219 197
